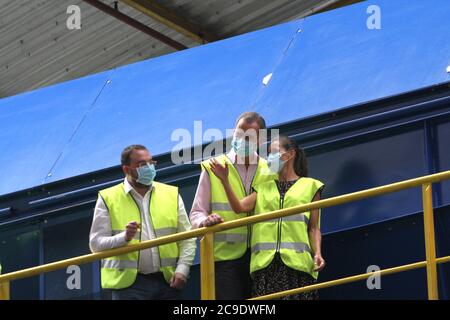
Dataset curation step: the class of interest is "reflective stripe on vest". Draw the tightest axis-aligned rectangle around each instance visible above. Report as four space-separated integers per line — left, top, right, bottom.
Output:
264 213 309 224
155 227 178 237
214 233 247 243
202 154 277 262
211 202 233 211
252 242 311 254
102 260 138 269
98 181 179 289
111 230 141 239
101 258 177 270
112 227 177 238
251 178 324 279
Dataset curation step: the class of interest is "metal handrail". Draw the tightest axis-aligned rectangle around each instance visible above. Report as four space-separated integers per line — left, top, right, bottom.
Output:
253 260 427 300
0 170 449 300
250 255 450 300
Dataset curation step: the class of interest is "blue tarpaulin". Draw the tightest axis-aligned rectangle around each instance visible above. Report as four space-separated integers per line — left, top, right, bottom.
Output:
1 0 450 196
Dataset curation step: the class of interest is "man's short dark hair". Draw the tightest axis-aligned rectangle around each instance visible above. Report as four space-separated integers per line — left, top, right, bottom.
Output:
121 145 147 166
235 111 266 130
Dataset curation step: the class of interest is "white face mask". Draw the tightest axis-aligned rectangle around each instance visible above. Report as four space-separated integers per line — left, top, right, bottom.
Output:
231 136 257 157
135 163 156 186
267 152 286 173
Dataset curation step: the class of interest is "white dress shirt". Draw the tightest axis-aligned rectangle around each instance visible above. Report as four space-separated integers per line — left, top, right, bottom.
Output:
89 178 196 278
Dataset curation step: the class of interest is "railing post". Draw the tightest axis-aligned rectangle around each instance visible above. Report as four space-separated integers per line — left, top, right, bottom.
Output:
422 183 439 300
0 281 10 300
200 233 215 300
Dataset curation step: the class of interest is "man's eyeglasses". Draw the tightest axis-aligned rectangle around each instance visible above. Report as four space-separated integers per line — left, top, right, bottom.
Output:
137 160 157 168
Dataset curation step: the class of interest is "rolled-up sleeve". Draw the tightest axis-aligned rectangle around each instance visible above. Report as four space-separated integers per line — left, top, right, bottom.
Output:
189 170 211 229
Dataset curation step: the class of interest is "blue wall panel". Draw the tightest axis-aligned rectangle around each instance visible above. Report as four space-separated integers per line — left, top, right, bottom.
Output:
43 215 95 299
435 119 450 206
435 206 450 300
309 126 426 232
0 227 40 299
320 206 450 299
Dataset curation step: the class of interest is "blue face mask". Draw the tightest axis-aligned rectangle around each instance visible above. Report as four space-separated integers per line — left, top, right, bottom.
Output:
267 152 286 173
232 137 257 157
136 163 156 186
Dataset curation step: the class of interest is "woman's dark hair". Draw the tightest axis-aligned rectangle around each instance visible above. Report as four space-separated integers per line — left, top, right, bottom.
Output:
278 135 308 177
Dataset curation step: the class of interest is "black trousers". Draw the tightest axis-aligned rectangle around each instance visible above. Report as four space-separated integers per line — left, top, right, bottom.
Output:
215 250 252 300
110 272 181 300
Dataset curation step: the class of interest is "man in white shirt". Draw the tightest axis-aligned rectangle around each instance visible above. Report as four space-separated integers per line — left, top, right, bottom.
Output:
90 144 196 300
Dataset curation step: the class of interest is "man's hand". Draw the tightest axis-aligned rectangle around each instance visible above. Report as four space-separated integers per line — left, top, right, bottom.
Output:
201 213 224 227
125 221 140 242
170 273 187 290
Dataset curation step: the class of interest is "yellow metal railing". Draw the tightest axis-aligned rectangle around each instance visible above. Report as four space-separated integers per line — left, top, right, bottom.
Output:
0 170 449 300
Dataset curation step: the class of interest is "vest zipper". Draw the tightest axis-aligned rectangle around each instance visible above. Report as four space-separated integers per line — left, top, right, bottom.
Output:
275 179 302 253
247 163 257 249
276 195 284 252
230 156 257 250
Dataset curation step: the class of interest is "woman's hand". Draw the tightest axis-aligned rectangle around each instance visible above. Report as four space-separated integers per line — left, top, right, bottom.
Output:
313 254 326 271
210 158 229 183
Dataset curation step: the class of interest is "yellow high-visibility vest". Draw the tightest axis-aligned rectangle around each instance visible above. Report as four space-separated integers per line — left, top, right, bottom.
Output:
201 154 277 261
98 181 179 289
251 178 324 279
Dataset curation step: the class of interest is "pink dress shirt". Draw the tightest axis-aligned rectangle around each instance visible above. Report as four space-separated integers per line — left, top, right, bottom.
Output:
189 149 259 228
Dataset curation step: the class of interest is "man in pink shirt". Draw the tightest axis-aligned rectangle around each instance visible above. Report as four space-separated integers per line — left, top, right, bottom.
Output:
190 112 276 300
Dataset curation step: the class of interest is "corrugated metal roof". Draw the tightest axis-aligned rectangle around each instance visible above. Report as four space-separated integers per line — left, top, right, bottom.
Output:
0 0 350 98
